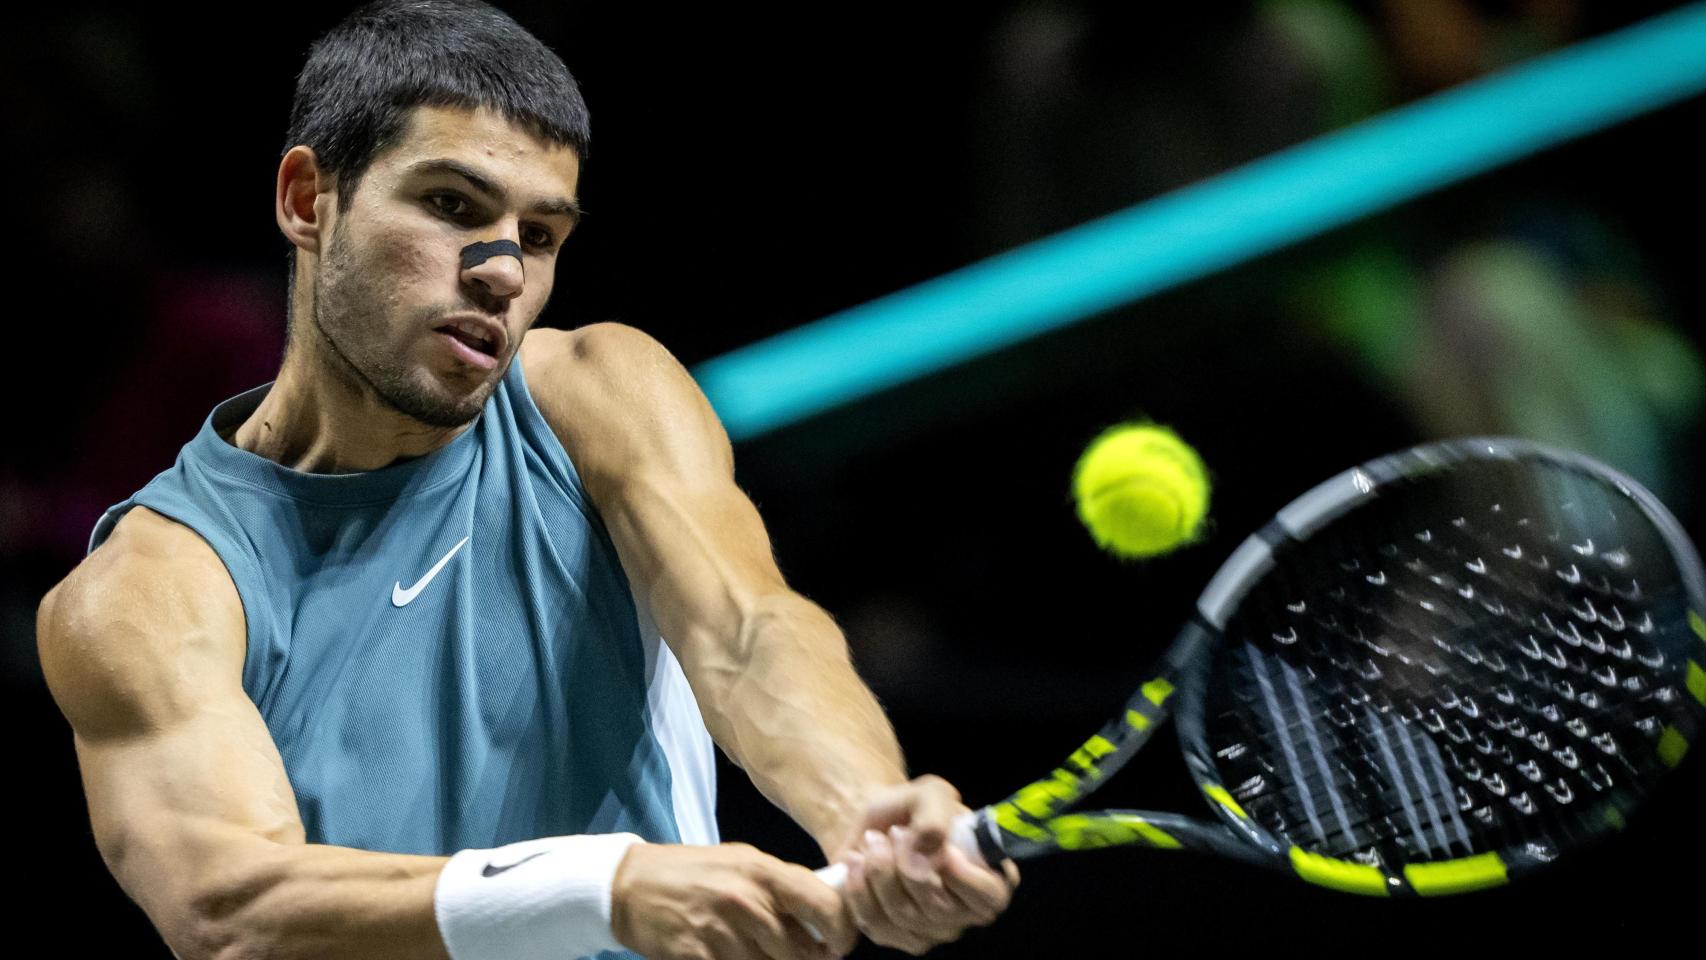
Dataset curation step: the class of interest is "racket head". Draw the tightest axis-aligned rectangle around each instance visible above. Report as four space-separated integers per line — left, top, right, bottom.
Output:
1171 437 1706 895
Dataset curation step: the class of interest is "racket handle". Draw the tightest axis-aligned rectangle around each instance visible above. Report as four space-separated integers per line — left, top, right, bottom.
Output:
812 810 984 890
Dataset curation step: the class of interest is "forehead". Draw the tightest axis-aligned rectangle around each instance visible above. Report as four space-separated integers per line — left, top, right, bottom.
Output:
380 104 581 196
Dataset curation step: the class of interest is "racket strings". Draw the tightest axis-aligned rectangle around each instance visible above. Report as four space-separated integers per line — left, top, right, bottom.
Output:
1370 484 1680 766
1223 645 1489 861
1202 463 1695 868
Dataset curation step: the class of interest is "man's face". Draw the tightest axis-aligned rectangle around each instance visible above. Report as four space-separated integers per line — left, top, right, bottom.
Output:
310 104 582 428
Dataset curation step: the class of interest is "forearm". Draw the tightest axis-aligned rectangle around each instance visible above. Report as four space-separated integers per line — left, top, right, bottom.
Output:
706 592 909 856
131 839 448 960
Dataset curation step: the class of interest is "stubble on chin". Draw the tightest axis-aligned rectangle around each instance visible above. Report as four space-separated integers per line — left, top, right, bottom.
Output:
310 233 494 430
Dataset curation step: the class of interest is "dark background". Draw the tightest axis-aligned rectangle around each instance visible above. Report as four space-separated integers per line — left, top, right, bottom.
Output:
5 1 1704 955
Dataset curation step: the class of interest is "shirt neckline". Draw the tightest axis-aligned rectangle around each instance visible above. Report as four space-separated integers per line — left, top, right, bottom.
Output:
193 377 488 506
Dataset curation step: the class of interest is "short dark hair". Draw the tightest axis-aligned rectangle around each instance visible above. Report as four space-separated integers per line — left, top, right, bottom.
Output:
285 0 590 220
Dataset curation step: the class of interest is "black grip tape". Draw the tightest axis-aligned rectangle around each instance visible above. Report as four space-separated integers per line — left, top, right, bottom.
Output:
972 809 1011 868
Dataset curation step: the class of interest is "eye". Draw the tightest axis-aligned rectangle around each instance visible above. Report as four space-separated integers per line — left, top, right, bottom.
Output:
427 193 470 217
524 227 558 251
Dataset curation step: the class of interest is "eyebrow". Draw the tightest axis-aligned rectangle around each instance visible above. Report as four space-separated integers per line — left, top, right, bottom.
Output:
404 158 583 225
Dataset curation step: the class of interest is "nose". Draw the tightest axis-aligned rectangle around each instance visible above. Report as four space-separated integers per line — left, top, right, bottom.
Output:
460 237 525 301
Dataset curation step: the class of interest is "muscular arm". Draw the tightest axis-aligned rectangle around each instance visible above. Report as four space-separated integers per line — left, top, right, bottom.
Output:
524 325 907 855
38 507 450 960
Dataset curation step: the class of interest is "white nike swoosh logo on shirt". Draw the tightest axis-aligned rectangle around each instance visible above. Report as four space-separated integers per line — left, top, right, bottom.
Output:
392 536 470 607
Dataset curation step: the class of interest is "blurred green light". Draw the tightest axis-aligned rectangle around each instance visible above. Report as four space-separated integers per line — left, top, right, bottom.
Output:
694 4 1706 441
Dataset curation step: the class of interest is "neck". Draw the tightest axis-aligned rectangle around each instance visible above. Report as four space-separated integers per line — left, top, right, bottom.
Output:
230 320 469 475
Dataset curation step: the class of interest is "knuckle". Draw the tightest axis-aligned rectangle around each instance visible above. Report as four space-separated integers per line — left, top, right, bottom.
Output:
733 850 775 881
918 774 958 799
780 863 826 897
721 891 762 919
688 914 721 939
696 908 750 947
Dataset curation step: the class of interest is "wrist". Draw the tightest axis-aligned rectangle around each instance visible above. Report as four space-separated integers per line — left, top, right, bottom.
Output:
434 832 646 960
607 840 651 949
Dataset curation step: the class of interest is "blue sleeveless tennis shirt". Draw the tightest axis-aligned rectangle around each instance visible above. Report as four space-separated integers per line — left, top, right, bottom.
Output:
87 356 719 861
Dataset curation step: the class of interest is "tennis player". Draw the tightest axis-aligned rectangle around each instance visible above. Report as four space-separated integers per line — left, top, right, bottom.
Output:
35 2 1013 958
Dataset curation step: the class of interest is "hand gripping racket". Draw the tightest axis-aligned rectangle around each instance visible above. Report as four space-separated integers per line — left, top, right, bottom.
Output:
820 438 1706 897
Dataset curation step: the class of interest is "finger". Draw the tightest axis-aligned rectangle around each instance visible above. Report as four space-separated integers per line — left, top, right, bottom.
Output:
900 777 961 856
859 777 961 855
938 843 1013 925
855 784 915 834
1003 858 1022 889
889 826 958 916
860 827 944 951
736 896 803 960
891 825 991 946
841 851 875 929
766 861 856 956
702 920 760 960
781 915 838 960
845 851 932 956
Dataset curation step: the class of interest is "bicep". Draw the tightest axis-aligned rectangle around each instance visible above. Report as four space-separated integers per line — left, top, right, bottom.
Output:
534 324 790 649
39 510 304 918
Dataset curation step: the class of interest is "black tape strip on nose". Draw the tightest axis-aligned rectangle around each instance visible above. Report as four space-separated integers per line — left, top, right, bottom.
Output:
460 239 524 270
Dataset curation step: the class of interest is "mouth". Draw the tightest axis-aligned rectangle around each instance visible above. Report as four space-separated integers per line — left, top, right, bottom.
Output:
433 315 505 370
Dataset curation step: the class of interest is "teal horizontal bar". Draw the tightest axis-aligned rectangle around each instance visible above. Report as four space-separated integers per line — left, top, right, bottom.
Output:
695 4 1706 441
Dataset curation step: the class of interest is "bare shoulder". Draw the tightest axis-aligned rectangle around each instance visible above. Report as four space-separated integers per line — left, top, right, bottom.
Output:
521 322 699 410
38 507 246 740
520 323 733 496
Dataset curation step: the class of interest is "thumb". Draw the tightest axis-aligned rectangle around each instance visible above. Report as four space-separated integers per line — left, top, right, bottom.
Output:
771 865 857 955
863 776 960 856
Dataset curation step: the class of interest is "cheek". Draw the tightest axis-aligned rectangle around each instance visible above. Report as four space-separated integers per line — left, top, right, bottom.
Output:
362 216 454 294
386 231 451 287
523 268 555 312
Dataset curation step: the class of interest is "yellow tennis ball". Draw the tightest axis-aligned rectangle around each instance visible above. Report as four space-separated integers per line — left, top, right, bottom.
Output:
1072 423 1210 559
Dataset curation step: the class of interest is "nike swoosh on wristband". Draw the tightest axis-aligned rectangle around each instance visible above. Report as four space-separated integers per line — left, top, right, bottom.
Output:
391 536 470 607
482 850 549 878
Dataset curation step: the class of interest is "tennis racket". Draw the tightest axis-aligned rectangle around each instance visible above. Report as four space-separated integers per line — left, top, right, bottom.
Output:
820 437 1706 897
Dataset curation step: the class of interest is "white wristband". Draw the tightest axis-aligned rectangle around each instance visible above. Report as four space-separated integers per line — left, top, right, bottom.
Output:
434 832 646 960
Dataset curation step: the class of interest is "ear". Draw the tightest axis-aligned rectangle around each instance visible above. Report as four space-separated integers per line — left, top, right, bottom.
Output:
276 145 335 255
